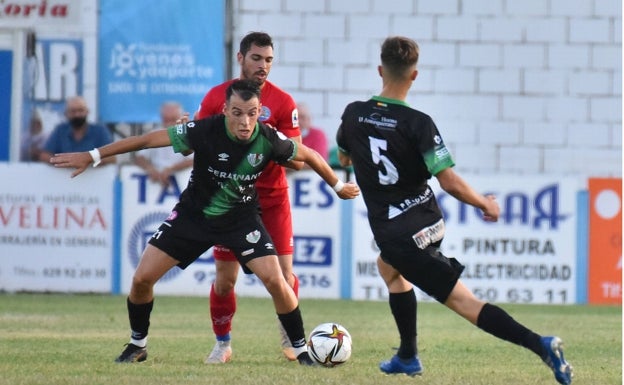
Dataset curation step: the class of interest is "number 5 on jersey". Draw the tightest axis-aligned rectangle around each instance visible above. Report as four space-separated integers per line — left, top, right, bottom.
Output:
369 137 398 185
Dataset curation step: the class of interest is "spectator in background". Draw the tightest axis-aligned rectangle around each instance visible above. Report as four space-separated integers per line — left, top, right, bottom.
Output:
39 96 116 166
134 101 193 187
20 109 47 161
297 103 328 163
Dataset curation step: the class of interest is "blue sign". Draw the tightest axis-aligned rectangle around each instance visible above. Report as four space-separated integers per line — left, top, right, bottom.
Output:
0 50 11 161
98 0 225 122
293 236 333 266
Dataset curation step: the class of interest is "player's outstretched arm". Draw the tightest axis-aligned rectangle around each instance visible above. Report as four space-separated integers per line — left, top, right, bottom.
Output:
294 143 359 199
283 135 305 171
50 129 173 178
435 168 499 222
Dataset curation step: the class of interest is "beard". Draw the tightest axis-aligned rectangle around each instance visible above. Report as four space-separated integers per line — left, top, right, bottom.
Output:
242 67 267 86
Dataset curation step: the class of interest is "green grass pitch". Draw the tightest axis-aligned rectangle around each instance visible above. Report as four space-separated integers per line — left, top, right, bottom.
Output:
0 294 620 385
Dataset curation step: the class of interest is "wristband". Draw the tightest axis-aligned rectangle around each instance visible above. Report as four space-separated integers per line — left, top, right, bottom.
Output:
89 148 101 167
332 180 345 193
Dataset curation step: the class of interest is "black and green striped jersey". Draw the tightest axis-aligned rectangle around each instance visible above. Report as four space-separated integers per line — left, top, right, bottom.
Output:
336 96 454 241
167 115 297 220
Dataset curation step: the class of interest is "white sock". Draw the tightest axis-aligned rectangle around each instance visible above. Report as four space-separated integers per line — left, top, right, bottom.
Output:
292 344 307 358
130 337 147 348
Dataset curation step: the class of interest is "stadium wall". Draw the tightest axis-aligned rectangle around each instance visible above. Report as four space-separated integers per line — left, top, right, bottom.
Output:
230 0 622 177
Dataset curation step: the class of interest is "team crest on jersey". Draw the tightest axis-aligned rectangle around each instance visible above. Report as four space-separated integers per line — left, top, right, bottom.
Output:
246 230 261 244
247 153 264 167
259 106 271 122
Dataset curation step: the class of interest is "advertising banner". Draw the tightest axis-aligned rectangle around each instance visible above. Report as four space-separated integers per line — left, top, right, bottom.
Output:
588 178 622 304
98 0 225 122
0 0 83 28
0 163 115 292
351 175 581 304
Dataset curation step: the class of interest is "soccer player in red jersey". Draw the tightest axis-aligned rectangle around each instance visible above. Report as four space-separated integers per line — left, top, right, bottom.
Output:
196 32 303 363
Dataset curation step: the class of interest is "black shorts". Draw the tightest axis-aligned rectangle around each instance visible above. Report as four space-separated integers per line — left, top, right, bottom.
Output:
378 229 464 303
148 203 276 272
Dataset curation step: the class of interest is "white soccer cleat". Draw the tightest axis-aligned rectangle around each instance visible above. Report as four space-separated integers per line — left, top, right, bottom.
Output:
277 319 297 361
204 340 232 364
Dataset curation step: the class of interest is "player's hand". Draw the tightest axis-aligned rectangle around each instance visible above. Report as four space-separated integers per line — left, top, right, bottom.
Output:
481 194 500 222
158 168 173 187
49 152 92 178
175 112 190 125
336 182 360 200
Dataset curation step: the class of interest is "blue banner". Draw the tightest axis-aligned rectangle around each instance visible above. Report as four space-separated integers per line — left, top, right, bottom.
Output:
98 0 225 122
0 50 11 161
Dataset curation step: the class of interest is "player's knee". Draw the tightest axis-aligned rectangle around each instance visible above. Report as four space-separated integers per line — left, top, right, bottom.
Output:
131 273 155 293
260 273 286 295
280 268 295 289
282 270 295 285
213 279 235 296
213 285 234 297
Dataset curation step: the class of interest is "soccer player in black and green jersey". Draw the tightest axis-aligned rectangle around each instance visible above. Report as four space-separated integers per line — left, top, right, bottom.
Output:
336 36 572 384
51 79 359 365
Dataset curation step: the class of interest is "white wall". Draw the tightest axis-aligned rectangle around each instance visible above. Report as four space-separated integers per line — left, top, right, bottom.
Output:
231 0 622 177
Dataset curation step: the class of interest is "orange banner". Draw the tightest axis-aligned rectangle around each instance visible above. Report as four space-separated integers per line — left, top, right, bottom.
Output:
588 178 622 304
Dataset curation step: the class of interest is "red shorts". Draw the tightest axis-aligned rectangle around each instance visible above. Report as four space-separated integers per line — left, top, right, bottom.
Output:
214 188 294 261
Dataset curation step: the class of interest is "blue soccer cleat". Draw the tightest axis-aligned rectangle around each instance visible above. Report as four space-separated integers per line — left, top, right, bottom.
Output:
541 336 573 384
379 354 423 376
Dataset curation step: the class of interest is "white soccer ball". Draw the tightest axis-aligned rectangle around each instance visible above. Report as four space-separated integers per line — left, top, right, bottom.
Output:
307 322 352 367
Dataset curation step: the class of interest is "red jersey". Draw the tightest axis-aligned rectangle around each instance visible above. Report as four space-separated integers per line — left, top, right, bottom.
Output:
197 79 300 191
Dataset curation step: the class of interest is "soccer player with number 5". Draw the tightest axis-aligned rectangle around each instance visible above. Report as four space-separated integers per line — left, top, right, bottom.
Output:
336 36 572 384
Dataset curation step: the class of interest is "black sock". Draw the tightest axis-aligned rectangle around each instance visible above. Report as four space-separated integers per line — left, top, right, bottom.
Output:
127 297 153 341
277 306 306 349
389 289 417 359
476 303 545 359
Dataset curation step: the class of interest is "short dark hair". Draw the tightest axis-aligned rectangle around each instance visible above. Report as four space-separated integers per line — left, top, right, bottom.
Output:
226 79 261 103
239 31 273 56
380 36 419 79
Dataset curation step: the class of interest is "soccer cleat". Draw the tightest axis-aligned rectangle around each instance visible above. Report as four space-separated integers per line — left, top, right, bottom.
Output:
379 354 423 376
204 340 232 364
277 319 297 361
297 351 316 366
114 343 147 363
541 336 573 385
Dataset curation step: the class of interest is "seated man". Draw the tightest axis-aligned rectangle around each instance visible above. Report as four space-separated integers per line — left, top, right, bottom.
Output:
39 96 116 166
